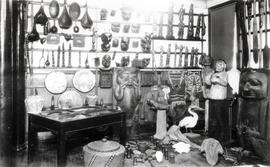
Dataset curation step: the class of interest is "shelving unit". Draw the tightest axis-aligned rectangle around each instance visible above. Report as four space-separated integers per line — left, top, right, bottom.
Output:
26 0 208 68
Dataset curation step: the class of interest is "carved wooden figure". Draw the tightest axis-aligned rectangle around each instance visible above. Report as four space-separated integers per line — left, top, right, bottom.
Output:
187 4 194 39
178 5 185 39
166 2 174 40
237 69 270 162
195 14 202 40
113 67 141 139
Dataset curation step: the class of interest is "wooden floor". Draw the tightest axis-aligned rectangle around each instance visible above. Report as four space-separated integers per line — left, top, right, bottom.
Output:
1 132 269 167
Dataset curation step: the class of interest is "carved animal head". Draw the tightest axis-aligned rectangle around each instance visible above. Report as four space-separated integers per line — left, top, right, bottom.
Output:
214 59 226 72
239 69 268 99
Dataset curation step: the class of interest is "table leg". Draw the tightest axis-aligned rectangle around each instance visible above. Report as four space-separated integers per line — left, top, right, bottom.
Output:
120 114 126 145
57 130 67 167
28 122 37 163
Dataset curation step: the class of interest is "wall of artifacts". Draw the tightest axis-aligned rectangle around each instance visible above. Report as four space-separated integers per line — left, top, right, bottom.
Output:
25 0 208 133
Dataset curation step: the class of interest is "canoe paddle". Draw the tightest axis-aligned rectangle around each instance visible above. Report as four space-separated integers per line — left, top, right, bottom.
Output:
247 0 253 67
258 0 264 68
264 0 270 68
253 0 259 64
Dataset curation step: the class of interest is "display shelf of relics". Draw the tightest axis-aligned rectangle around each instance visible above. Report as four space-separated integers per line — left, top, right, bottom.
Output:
27 1 207 44
238 0 270 68
151 40 204 68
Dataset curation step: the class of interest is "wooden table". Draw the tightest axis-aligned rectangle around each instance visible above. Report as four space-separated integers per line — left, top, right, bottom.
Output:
28 108 126 167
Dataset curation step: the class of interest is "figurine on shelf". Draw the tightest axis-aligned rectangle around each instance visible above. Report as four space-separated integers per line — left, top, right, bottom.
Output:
166 2 175 40
141 33 152 53
91 28 98 51
158 13 164 39
178 45 184 67
190 47 195 67
195 14 202 40
202 15 206 38
187 4 194 40
194 48 199 66
159 46 164 67
208 59 229 144
178 21 185 40
184 47 189 67
178 4 185 39
165 44 171 67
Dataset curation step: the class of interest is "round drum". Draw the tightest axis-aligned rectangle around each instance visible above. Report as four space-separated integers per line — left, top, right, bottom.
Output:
83 138 125 167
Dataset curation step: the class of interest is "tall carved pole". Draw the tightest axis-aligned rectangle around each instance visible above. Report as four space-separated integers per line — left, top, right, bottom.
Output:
1 0 26 166
13 0 27 152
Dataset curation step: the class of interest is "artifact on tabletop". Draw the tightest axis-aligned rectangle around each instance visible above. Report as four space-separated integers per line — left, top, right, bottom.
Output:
25 89 45 114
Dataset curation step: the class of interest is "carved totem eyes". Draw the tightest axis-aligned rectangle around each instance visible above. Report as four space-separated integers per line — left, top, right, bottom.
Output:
239 70 268 99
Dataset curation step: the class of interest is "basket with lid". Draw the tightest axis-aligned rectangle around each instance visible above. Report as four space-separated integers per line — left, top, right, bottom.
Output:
83 138 125 167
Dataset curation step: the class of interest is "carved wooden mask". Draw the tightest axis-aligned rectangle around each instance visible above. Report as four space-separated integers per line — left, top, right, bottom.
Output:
239 69 268 99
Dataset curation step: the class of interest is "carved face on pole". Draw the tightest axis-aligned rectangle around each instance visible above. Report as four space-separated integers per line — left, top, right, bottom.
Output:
239 69 268 99
215 60 226 72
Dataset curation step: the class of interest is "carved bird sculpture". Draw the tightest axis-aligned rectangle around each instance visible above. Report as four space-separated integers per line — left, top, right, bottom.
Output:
178 105 204 132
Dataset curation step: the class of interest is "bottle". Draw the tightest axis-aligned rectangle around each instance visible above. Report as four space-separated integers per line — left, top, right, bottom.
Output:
133 157 137 166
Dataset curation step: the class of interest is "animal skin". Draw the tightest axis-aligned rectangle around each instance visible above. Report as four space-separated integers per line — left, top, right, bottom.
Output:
201 138 224 166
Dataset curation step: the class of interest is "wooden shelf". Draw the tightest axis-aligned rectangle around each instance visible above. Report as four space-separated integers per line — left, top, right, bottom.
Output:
152 38 206 42
26 1 208 17
141 67 202 71
28 15 205 29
